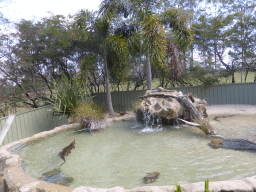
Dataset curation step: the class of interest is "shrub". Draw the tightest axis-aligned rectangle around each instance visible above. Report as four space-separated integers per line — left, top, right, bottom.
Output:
73 100 107 131
48 76 87 118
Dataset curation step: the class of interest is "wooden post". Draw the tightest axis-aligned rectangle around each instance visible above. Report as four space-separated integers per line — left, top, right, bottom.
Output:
0 114 15 146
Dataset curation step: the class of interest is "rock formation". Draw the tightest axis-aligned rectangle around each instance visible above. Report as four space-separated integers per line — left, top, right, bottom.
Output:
135 87 217 135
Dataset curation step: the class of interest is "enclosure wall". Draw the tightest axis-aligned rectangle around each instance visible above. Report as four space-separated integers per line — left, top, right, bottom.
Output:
92 82 256 111
0 105 68 146
0 83 255 146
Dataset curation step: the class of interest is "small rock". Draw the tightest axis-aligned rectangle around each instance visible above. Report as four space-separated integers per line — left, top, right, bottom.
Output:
42 168 61 177
209 138 223 149
143 172 160 184
55 177 74 186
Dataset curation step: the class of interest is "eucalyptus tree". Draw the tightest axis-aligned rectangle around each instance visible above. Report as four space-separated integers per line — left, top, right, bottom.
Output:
0 22 42 107
37 15 75 81
193 13 234 69
0 14 77 107
227 0 256 82
193 0 256 82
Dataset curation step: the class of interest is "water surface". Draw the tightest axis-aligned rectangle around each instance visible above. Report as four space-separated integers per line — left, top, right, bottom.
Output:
13 115 256 189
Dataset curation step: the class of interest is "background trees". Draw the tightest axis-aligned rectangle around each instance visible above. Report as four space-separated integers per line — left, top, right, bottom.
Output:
0 0 256 115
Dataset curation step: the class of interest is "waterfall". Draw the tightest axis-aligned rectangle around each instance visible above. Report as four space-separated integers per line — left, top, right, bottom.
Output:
135 108 163 133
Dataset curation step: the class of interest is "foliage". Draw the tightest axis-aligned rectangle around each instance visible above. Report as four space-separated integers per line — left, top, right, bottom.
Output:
175 185 183 192
142 14 167 71
174 179 214 192
106 34 130 81
193 13 234 70
73 100 104 121
161 8 194 50
48 77 87 118
181 66 220 86
1 0 256 112
205 178 210 192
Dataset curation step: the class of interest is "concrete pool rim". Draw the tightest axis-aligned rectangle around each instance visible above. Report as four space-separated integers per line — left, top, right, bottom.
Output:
0 104 256 192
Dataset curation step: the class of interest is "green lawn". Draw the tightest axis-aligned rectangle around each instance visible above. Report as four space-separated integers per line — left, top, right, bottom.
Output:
93 71 256 92
218 71 255 84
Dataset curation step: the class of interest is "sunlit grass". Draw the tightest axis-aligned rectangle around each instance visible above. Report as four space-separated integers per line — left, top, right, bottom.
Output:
91 71 255 92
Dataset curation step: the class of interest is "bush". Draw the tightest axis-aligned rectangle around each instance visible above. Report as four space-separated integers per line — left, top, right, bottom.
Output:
48 76 87 117
73 100 107 131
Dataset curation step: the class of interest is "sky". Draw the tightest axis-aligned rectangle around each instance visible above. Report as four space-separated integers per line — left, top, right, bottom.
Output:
0 0 102 24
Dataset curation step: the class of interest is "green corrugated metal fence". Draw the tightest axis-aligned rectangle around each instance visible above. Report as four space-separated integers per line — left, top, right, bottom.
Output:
92 83 256 111
0 105 68 146
92 90 146 112
172 83 256 105
0 83 255 146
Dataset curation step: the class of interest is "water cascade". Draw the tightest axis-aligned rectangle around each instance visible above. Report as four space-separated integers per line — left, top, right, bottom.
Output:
139 108 163 132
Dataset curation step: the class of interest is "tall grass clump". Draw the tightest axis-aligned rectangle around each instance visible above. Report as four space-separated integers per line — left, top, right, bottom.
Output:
49 76 107 131
48 76 87 118
73 100 107 131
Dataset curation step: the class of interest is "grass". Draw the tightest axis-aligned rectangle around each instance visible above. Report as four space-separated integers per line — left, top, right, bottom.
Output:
173 179 213 192
218 71 255 84
90 71 256 92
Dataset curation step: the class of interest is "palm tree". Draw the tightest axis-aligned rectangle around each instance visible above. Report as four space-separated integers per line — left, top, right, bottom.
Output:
73 6 133 117
141 13 167 90
96 1 132 116
114 0 194 90
78 0 193 116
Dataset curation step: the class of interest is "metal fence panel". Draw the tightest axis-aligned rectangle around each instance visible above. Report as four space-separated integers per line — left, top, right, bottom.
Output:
92 90 146 112
0 105 68 146
1 83 255 146
92 83 256 111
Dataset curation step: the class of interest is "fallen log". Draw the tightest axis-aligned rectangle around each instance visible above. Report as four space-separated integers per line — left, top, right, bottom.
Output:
176 95 217 135
213 114 235 121
177 118 200 127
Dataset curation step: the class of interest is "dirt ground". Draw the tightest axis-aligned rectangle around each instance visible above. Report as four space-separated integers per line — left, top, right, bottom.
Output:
206 104 256 115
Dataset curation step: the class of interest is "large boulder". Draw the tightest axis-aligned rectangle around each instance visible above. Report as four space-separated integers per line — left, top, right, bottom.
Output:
135 87 208 124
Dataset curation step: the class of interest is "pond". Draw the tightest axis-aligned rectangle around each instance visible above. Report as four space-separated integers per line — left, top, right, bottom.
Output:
12 115 256 189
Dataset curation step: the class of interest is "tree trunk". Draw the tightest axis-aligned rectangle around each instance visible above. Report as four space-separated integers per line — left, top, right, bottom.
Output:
104 47 115 117
1 69 39 108
105 75 115 116
232 71 235 83
146 56 152 90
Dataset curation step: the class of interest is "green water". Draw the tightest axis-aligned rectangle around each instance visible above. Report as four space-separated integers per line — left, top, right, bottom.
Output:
12 115 256 189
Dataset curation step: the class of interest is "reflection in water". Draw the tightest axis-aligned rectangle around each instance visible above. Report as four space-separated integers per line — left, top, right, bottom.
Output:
12 115 256 189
